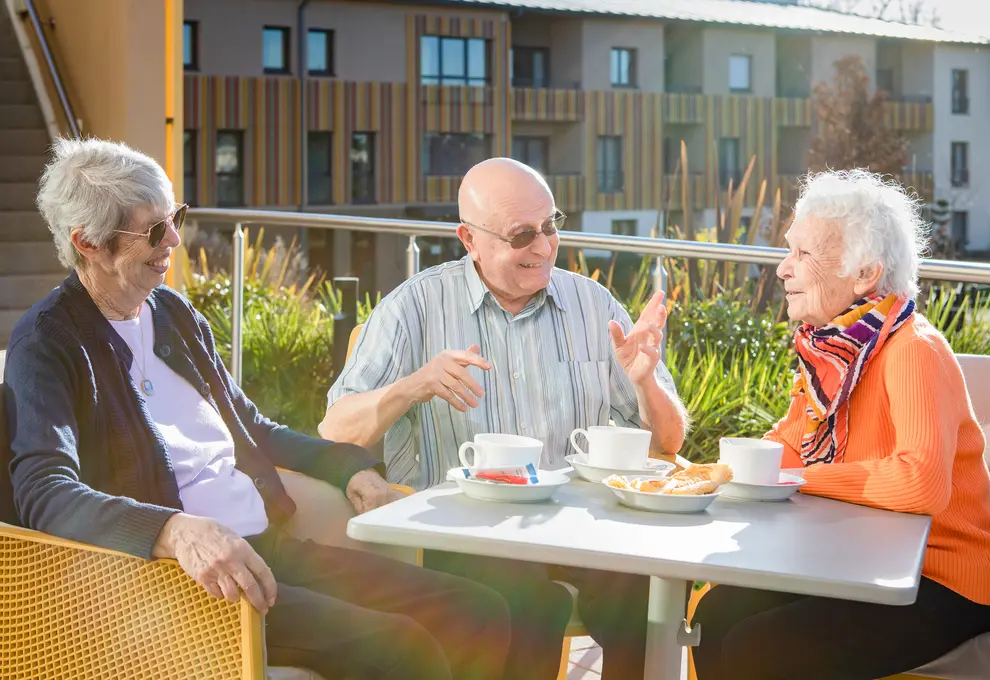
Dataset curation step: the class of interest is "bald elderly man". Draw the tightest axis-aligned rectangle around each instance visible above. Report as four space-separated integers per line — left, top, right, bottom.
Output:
321 158 689 680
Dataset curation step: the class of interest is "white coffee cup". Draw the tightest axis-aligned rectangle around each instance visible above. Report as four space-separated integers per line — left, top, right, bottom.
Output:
458 433 544 469
569 426 652 470
718 437 784 485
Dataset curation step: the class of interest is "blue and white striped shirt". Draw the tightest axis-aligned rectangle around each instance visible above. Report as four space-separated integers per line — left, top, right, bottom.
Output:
328 256 677 489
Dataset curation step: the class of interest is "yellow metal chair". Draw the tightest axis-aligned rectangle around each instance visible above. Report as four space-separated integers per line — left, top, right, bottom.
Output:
686 353 990 680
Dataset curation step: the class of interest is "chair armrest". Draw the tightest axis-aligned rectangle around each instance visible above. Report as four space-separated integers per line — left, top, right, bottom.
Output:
275 469 419 565
0 521 263 679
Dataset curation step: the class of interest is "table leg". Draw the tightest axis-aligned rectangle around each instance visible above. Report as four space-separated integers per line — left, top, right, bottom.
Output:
644 575 688 679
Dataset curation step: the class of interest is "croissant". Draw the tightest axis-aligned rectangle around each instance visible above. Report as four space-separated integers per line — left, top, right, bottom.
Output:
660 463 733 495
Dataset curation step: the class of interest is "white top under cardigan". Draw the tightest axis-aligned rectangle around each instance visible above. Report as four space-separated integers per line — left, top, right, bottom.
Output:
109 303 269 537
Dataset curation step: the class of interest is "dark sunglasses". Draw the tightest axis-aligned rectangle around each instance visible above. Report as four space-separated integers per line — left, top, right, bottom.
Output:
463 211 566 249
114 204 188 248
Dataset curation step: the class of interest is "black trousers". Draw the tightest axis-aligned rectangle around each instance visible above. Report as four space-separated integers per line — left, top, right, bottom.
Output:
692 577 990 680
424 550 649 680
247 529 511 680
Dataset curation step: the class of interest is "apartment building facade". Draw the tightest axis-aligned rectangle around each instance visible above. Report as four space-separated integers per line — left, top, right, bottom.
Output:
181 0 990 292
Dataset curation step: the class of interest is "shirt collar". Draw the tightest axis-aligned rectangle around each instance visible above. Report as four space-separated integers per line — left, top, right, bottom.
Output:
462 256 566 315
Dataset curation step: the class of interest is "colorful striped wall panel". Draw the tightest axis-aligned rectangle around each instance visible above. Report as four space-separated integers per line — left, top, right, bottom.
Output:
512 88 584 122
661 93 706 125
421 85 496 132
884 100 933 132
775 97 813 127
546 174 583 214
184 75 300 206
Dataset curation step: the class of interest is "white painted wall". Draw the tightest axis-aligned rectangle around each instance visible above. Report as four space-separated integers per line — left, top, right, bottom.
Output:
702 28 776 97
581 19 666 92
933 45 990 251
581 210 660 257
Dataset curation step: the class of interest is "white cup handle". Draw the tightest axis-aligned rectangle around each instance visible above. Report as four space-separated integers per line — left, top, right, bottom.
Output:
458 442 478 468
569 429 589 457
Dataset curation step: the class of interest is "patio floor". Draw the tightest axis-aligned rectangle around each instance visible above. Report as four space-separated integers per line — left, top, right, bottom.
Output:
567 637 602 679
566 637 690 679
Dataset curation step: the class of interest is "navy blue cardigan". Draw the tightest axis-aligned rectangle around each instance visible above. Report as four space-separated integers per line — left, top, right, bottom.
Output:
2 271 381 559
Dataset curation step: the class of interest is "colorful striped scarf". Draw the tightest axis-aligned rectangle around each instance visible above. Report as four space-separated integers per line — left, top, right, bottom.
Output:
793 294 916 466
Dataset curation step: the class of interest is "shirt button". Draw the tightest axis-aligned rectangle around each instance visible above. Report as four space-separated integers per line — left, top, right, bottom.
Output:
201 384 211 397
158 345 171 358
254 477 267 489
512 372 520 379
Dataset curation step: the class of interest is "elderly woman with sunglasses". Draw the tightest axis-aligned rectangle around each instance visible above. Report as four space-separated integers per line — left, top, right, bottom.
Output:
3 138 518 680
321 157 690 680
690 169 990 680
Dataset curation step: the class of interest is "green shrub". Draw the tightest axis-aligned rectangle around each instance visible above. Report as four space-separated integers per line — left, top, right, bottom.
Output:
669 341 795 463
923 286 990 356
186 272 335 436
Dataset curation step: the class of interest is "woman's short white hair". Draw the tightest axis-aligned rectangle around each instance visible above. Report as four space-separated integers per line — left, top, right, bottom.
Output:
36 137 174 269
794 169 929 298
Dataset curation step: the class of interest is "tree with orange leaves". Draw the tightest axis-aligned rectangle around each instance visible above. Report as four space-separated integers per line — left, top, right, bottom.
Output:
805 54 908 176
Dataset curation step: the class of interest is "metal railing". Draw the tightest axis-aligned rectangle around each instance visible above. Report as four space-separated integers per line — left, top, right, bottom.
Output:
21 0 80 137
186 208 990 385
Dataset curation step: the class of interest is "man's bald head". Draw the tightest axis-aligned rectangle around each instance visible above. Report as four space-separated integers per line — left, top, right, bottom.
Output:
458 158 553 227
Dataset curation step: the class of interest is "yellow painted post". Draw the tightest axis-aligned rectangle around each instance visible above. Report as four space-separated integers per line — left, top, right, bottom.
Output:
165 0 188 291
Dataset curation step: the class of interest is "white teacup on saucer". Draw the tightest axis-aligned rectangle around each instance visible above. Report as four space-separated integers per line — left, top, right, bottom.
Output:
569 426 652 470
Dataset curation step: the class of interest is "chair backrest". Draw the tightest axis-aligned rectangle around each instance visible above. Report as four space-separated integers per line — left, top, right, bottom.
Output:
957 353 990 465
0 349 18 525
345 324 364 364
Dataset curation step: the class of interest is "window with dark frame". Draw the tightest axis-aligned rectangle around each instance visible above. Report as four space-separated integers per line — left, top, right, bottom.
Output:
263 26 290 74
183 131 197 206
729 55 752 93
308 29 334 76
952 69 969 115
307 131 333 205
951 211 968 252
662 137 679 175
951 142 969 187
611 219 637 237
216 130 244 207
423 133 491 176
511 136 549 175
183 21 198 71
420 35 489 87
718 137 741 187
512 47 549 88
876 68 895 95
597 136 623 192
610 48 636 87
351 132 376 204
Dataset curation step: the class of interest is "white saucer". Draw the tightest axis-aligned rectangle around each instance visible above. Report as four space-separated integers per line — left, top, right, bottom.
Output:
721 473 807 502
565 453 675 483
447 467 570 503
603 476 720 514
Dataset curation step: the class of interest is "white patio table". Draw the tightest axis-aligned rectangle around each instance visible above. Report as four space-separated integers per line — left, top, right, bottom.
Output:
347 473 931 679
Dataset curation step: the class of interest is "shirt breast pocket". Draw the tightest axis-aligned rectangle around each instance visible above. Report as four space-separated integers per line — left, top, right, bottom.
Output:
554 360 611 431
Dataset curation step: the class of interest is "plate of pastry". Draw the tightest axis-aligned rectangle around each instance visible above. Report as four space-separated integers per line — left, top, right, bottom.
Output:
603 463 733 514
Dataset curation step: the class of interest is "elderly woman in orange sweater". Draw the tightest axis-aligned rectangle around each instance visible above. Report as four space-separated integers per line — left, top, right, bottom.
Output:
692 169 990 680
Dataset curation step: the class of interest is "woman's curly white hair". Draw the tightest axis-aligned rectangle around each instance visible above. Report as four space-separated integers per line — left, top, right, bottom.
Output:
794 169 929 298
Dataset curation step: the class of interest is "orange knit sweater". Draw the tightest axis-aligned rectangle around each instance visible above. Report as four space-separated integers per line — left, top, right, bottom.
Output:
766 315 990 605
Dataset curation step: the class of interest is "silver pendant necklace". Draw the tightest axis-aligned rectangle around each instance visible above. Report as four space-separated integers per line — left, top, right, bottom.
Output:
136 310 154 397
